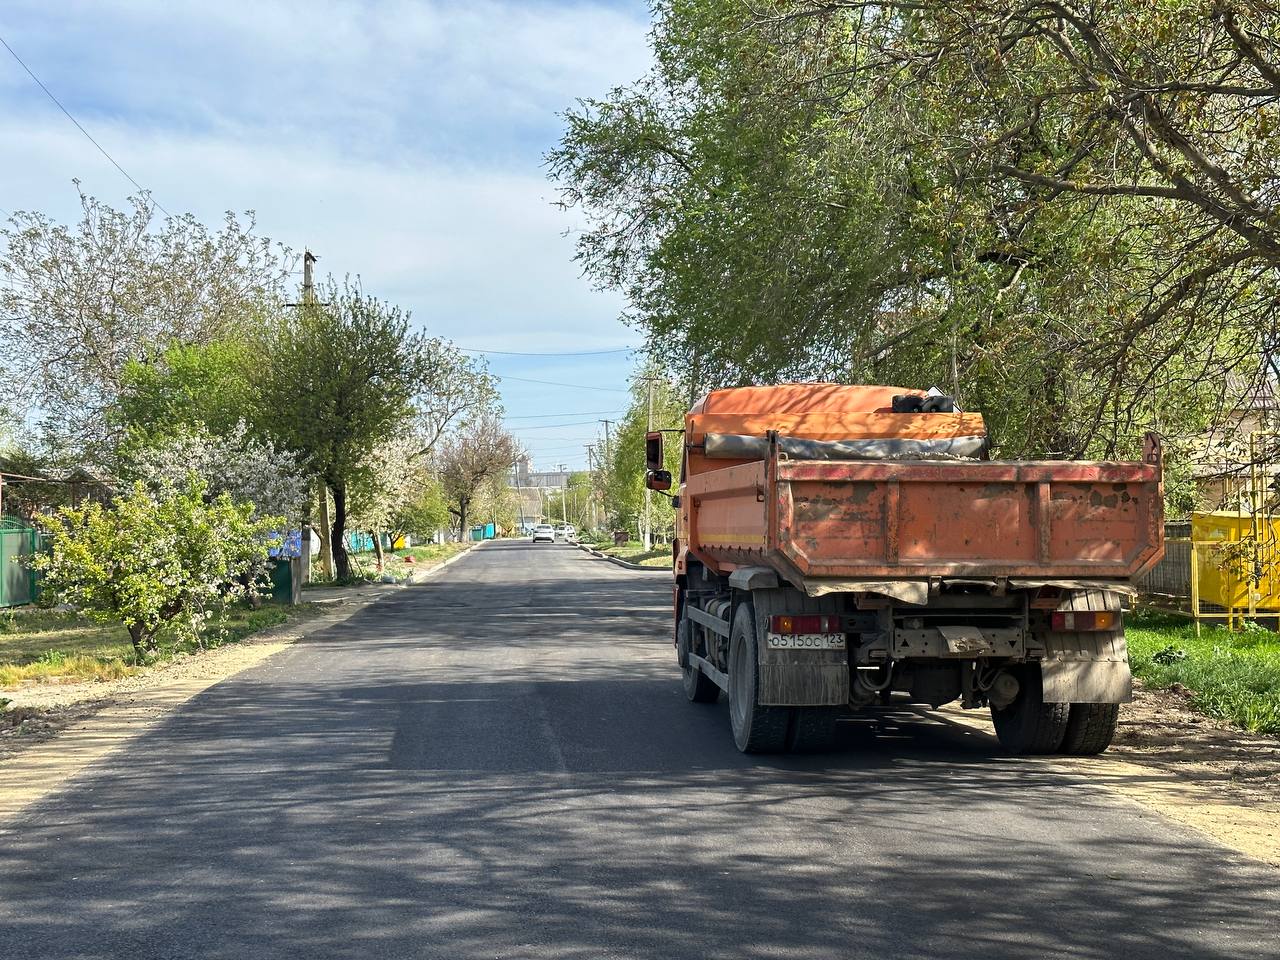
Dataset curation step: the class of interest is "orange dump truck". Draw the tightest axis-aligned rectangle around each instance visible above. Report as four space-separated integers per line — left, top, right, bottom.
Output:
644 384 1164 755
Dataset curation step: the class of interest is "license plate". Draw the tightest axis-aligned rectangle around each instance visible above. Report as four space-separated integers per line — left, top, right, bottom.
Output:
766 633 846 650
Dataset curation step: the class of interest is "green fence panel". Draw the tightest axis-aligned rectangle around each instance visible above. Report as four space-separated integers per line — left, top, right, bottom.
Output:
0 519 40 608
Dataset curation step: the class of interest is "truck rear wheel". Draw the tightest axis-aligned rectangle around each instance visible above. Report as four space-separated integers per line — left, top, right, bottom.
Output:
728 602 792 753
1060 703 1119 755
677 616 720 703
990 665 1069 754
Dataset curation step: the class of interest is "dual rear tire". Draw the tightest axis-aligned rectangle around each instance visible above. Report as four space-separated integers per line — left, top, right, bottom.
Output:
678 616 719 704
990 665 1119 755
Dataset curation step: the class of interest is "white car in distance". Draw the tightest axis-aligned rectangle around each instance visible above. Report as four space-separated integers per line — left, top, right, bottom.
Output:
531 524 556 543
555 524 577 543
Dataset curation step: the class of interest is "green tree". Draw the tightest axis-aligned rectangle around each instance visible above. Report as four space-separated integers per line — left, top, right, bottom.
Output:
32 479 281 656
255 282 495 577
439 414 519 540
391 474 452 542
598 370 684 542
550 0 1280 472
115 340 259 445
255 285 427 580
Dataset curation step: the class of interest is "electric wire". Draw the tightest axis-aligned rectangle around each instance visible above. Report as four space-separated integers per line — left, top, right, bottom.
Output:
499 374 631 393
0 33 172 216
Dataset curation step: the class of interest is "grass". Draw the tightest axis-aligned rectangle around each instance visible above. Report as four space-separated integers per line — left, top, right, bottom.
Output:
0 601 309 688
1127 609 1280 735
592 542 672 568
314 541 472 585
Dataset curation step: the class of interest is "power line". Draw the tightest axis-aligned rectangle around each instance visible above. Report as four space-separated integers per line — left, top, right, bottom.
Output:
508 419 607 432
460 345 635 357
504 408 624 421
0 33 171 217
499 374 631 394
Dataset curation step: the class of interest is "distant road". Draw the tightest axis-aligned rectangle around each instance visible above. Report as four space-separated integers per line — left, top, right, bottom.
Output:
2 540 1277 959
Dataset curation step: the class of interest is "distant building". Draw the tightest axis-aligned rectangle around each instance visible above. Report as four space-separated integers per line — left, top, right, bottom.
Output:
511 456 572 490
1192 371 1278 512
510 457 574 525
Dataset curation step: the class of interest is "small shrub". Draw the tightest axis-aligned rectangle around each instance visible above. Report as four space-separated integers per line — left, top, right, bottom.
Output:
32 478 283 657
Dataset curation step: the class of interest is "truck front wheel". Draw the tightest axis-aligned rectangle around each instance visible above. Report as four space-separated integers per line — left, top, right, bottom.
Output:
990 665 1069 754
1060 703 1119 755
728 602 792 753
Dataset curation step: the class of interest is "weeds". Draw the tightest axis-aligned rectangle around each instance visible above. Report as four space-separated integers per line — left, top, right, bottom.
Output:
1128 610 1280 735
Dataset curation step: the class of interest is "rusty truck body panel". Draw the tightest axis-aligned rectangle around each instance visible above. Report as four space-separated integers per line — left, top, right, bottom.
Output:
655 383 1165 756
683 448 1163 584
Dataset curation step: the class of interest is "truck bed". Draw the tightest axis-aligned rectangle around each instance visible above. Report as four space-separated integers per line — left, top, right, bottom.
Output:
683 447 1164 582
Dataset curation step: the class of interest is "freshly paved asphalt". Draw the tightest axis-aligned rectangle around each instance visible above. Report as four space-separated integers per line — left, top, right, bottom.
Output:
2 540 1278 959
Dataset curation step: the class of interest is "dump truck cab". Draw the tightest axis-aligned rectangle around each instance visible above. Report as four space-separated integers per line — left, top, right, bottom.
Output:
646 383 1164 755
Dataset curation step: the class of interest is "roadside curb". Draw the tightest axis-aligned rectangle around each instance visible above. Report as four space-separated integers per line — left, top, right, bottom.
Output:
576 543 667 572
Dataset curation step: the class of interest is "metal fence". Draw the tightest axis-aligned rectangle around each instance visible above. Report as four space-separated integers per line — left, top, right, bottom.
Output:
0 517 43 608
1136 535 1192 599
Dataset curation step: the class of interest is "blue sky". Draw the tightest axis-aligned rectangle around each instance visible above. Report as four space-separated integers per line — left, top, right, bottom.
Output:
0 0 652 470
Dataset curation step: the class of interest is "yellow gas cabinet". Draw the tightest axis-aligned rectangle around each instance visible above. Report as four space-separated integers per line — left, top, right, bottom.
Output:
1192 511 1280 617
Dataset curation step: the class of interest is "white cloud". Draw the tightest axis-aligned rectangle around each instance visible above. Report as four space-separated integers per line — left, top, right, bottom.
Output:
0 0 651 157
0 0 651 467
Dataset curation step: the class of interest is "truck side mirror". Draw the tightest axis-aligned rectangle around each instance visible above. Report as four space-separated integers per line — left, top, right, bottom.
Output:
646 469 672 492
645 431 664 472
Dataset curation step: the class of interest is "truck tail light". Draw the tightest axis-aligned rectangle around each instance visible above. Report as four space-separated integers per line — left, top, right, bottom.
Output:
1051 611 1117 632
770 614 842 634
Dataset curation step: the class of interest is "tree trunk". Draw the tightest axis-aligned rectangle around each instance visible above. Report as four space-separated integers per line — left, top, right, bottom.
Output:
127 622 150 660
331 480 351 581
372 529 385 571
457 497 469 543
317 480 335 580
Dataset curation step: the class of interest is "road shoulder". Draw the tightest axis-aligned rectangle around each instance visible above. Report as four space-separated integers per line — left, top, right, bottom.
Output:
0 543 477 823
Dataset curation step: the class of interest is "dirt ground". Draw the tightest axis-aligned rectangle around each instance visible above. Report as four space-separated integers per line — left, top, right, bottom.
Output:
1111 680 1280 806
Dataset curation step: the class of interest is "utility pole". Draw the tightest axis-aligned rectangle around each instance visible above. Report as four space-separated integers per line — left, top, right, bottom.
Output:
585 445 599 532
298 250 334 582
286 250 330 584
512 460 525 534
598 419 615 536
559 464 569 525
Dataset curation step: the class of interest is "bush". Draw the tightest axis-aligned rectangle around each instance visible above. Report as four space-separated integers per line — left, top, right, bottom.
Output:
31 478 283 656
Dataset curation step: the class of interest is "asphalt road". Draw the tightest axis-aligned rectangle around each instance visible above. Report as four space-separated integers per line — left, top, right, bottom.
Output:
2 540 1278 959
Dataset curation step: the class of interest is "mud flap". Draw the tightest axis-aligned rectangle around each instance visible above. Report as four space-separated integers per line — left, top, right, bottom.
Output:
750 587 850 706
758 660 849 706
1040 659 1132 704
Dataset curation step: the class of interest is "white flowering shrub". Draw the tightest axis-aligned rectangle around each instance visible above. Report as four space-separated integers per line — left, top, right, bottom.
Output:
32 479 283 656
124 422 310 524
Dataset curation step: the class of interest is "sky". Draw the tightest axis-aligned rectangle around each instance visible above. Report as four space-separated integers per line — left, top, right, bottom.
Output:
0 0 653 471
